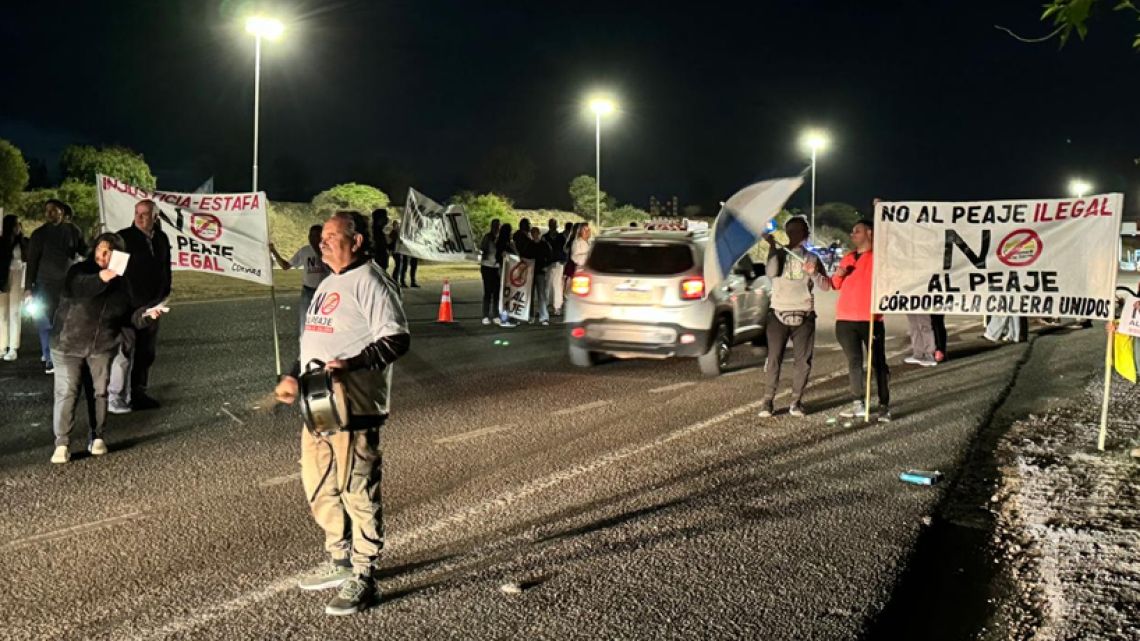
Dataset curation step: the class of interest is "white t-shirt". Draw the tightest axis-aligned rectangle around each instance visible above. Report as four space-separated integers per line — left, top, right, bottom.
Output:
301 261 408 418
290 245 330 290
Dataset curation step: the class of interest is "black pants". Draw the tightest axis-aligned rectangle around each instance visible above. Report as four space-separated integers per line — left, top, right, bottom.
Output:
931 314 947 354
131 321 161 396
763 311 816 405
835 319 889 408
394 255 418 286
480 266 500 319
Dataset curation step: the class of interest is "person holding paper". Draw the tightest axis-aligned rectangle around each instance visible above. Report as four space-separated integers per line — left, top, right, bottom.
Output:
109 199 171 413
48 233 164 464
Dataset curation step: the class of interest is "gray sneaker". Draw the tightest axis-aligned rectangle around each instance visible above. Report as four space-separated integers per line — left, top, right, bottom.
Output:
757 401 774 418
298 562 353 591
325 576 378 616
788 403 806 418
108 399 132 415
878 407 892 423
839 400 865 418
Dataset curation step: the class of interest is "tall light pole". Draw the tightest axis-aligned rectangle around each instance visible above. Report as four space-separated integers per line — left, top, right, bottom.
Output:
799 129 829 238
588 96 616 228
245 16 284 374
1068 178 1092 198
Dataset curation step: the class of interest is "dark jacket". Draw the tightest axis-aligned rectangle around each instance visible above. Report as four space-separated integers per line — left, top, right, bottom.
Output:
117 224 172 307
544 230 567 263
523 236 552 271
0 234 28 292
50 260 151 357
25 222 87 291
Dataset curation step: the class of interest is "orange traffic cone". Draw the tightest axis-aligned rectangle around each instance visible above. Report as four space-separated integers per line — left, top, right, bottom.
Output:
437 279 455 323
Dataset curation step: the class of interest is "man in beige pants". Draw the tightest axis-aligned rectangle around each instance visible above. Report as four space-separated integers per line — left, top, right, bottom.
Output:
275 211 409 616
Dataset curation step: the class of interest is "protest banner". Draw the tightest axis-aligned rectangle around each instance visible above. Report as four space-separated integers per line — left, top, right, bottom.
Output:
97 174 272 286
872 194 1124 320
396 188 478 262
499 253 534 322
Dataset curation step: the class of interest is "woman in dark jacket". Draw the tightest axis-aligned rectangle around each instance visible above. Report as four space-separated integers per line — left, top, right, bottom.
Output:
49 232 163 464
0 214 28 361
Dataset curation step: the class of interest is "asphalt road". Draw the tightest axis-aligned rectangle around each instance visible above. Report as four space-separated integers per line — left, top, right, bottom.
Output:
0 279 1102 640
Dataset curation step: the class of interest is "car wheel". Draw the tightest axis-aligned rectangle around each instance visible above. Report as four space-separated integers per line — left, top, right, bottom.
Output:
569 344 599 368
698 319 730 376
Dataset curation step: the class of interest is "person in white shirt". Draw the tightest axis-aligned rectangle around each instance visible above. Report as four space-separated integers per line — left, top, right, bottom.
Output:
0 214 28 361
570 222 592 268
270 225 331 335
274 211 409 617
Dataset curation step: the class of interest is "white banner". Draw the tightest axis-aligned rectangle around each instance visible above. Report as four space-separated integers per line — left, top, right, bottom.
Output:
1119 292 1140 338
97 175 272 286
396 188 477 262
872 194 1124 320
499 253 534 321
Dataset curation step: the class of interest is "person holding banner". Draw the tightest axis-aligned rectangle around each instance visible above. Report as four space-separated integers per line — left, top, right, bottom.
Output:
494 224 518 327
274 211 409 616
0 214 28 361
24 199 88 374
831 219 891 421
108 200 171 413
526 226 552 325
48 232 164 464
479 219 502 325
757 216 830 418
370 209 390 274
269 225 330 335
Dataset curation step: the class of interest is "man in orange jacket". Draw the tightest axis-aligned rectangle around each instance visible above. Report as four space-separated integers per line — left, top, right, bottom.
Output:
830 218 890 421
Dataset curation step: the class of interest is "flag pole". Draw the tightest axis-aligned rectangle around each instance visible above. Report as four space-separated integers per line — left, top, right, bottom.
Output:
1097 323 1113 451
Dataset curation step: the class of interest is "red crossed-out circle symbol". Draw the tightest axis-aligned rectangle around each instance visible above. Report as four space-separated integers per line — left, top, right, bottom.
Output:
190 214 223 242
320 293 341 315
509 261 530 287
996 229 1043 267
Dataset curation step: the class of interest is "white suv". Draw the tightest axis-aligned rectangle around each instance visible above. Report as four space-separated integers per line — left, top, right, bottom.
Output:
565 228 771 375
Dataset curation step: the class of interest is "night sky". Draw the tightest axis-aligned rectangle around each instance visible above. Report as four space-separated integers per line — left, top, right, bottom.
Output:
3 1 1139 216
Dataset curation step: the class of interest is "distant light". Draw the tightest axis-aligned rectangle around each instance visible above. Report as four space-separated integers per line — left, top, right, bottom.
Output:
800 129 830 154
1068 178 1092 198
245 16 284 40
588 97 616 116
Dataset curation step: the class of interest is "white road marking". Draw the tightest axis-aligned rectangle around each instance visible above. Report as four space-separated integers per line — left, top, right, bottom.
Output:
5 511 146 550
220 407 244 425
552 400 612 416
102 343 924 639
258 472 301 488
434 425 511 444
648 381 696 394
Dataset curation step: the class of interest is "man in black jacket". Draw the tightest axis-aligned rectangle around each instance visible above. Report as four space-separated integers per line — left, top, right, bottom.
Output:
24 199 87 374
109 199 172 413
543 219 568 316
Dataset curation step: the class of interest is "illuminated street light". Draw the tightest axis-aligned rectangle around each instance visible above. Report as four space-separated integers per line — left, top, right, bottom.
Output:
587 95 618 227
245 16 284 40
799 129 830 238
1068 178 1092 198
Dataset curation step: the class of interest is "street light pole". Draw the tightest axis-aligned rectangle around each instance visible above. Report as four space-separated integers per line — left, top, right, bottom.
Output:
252 33 262 192
810 145 817 239
595 110 602 228
246 16 284 375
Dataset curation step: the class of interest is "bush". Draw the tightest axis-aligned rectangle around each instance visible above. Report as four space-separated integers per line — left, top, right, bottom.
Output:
15 180 101 238
450 191 514 240
603 204 650 228
0 139 29 208
568 175 614 219
311 183 389 215
60 145 156 190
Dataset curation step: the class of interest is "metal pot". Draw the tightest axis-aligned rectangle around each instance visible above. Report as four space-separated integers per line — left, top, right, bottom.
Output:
299 360 350 434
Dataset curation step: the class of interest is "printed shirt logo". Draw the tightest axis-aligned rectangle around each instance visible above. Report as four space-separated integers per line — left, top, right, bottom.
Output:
305 291 340 334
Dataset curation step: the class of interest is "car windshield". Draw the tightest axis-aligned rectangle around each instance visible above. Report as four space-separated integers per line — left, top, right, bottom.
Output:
587 242 695 275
